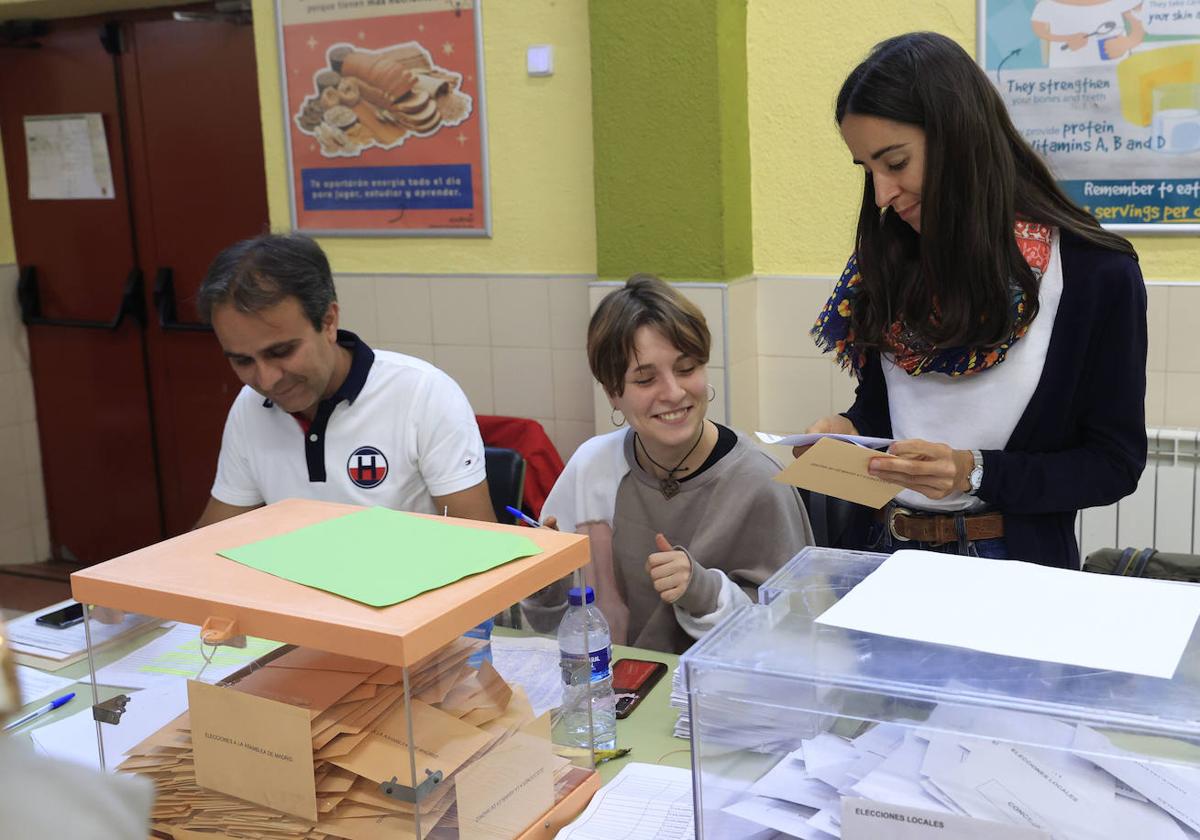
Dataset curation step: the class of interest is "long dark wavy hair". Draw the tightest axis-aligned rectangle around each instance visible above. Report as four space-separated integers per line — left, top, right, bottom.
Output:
836 32 1136 352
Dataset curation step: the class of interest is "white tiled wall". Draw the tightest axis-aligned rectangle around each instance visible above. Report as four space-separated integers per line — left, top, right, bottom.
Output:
0 263 47 565
733 275 1200 434
334 272 598 461
12 268 1199 569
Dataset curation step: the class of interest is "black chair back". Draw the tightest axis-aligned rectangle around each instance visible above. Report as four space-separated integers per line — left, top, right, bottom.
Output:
484 446 526 524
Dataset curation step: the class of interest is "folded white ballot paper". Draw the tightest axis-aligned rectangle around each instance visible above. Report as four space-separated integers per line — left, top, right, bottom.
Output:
814 549 1200 679
926 737 1116 840
757 431 894 450
1072 724 1200 833
724 701 1200 840
723 794 835 839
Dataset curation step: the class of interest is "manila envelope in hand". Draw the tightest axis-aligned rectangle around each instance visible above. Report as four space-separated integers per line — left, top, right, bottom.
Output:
775 436 901 509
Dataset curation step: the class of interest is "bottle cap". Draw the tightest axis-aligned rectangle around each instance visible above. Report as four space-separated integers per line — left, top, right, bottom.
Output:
567 585 595 606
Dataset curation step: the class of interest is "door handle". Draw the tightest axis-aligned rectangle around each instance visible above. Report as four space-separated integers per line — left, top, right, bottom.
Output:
18 265 146 329
153 267 211 332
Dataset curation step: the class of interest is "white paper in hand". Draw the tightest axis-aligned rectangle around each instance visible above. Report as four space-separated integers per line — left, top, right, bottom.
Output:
757 431 894 449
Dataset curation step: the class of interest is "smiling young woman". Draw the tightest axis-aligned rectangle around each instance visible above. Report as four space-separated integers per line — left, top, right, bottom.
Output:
525 275 814 653
805 32 1147 568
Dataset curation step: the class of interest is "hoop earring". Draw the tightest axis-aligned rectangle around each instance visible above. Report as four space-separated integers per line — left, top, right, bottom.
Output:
706 384 716 403
611 408 626 427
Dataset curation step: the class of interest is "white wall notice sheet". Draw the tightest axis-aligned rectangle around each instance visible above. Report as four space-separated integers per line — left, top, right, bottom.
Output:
815 549 1200 679
24 114 115 200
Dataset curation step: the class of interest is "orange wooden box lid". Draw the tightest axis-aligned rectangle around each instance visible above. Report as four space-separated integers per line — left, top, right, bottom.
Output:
70 499 589 667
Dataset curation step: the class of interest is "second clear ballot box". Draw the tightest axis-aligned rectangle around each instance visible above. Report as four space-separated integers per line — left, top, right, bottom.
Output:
70 498 603 840
683 546 1200 839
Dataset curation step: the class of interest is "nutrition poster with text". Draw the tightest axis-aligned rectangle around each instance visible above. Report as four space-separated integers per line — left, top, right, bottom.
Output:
982 0 1200 229
277 0 490 235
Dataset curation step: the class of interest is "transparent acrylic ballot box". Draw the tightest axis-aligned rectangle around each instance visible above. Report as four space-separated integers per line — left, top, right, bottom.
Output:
683 546 1200 840
69 498 604 840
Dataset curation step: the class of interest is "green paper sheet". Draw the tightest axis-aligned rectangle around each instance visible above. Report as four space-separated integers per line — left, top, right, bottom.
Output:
218 507 542 607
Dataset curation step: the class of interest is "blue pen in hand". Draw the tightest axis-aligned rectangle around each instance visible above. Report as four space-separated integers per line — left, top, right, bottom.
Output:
3 691 75 732
504 505 542 528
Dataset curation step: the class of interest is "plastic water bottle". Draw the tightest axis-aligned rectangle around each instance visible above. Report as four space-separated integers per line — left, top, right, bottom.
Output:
555 585 617 751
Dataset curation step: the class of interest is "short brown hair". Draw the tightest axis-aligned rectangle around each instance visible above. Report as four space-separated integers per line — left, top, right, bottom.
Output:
587 274 711 397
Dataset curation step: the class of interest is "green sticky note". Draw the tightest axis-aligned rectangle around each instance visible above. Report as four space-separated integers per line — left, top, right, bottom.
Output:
218 507 542 607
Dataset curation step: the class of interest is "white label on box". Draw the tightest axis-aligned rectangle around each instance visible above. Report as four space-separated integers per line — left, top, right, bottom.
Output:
841 797 1051 840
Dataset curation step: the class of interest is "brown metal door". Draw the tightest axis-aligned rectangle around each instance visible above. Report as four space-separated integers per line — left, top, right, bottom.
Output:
123 16 268 536
0 10 271 559
0 18 163 562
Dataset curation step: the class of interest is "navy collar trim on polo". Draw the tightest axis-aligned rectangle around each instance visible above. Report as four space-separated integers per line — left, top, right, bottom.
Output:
260 329 375 410
261 329 376 483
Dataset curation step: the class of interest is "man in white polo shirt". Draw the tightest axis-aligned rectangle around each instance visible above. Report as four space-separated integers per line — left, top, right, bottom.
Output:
194 233 495 527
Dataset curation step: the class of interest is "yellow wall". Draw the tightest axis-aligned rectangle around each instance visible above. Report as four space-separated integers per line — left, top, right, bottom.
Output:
4 1 1194 279
250 0 597 275
0 1 596 273
0 129 12 265
747 0 1198 281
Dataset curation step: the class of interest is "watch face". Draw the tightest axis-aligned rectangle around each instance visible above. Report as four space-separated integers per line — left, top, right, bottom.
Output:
969 465 984 490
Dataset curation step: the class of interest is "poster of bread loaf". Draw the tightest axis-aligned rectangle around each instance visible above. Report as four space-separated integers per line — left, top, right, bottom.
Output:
277 0 489 235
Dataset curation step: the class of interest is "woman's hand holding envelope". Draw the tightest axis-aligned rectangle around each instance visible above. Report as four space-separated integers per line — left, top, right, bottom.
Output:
867 439 975 500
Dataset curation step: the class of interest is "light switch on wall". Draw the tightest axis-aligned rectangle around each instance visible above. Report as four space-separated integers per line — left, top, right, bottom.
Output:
527 44 553 77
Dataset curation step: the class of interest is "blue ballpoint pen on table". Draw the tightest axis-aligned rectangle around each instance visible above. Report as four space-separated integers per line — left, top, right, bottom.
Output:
504 505 542 528
3 691 75 732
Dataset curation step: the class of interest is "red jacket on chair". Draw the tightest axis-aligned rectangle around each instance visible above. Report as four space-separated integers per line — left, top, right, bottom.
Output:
475 416 565 518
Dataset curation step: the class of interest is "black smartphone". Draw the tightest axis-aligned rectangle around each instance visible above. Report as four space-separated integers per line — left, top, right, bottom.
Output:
34 602 85 629
612 657 668 719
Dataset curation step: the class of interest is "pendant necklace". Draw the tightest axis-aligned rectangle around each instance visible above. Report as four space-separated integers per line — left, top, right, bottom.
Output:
635 423 706 500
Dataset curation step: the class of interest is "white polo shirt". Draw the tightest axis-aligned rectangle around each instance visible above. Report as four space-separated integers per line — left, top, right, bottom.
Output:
211 332 486 514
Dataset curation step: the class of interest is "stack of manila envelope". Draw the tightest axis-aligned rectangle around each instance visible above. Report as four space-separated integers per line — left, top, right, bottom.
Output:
117 638 577 839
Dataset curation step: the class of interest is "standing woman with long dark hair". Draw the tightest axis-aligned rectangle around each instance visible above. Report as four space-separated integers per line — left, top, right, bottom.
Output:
805 32 1147 568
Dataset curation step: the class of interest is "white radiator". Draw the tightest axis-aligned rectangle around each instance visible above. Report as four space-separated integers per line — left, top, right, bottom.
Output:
1076 427 1200 557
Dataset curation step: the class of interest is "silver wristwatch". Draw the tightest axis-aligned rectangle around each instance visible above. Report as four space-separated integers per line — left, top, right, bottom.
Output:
967 449 984 495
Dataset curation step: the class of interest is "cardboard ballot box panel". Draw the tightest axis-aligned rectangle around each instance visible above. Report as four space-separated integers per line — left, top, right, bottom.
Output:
65 498 599 840
683 546 1200 840
70 498 588 666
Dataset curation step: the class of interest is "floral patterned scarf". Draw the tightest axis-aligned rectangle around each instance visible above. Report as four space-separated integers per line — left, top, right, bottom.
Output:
812 221 1053 377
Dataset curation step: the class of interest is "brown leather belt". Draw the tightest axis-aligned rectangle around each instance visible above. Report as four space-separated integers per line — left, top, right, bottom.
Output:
874 506 1004 546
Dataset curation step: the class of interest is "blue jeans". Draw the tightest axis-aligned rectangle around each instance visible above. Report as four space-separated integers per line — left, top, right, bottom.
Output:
867 510 1009 559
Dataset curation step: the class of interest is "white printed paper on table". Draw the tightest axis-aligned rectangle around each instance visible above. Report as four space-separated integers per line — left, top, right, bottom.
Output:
814 549 1200 678
14 665 75 707
557 762 694 840
87 623 284 690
